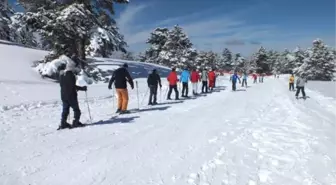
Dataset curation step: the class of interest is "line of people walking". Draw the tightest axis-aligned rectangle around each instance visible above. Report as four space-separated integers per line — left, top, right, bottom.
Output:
165 67 218 100
57 61 244 129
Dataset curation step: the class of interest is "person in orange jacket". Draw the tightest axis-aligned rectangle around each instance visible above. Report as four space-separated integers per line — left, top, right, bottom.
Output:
289 74 295 91
208 69 216 91
167 67 179 100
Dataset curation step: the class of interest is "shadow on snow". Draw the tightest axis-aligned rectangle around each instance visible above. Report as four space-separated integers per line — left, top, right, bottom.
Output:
88 105 171 126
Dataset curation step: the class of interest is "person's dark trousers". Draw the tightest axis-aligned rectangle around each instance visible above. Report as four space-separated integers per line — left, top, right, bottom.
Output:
61 98 81 123
167 85 179 100
202 81 208 93
242 79 247 87
148 85 158 104
214 78 216 88
232 81 237 91
253 79 257 83
289 83 294 91
182 82 189 97
295 86 306 97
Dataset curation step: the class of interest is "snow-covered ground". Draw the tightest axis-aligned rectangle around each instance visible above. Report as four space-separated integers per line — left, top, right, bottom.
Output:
1 43 336 185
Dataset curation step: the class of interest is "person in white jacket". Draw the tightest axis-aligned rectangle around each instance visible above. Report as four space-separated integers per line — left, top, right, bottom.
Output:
295 75 307 98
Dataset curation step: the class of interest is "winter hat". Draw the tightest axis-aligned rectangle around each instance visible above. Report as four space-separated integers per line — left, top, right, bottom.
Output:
123 63 128 68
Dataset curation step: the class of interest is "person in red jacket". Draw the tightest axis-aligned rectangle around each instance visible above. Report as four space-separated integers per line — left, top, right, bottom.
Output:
208 69 216 91
252 73 257 83
190 68 200 95
167 68 179 100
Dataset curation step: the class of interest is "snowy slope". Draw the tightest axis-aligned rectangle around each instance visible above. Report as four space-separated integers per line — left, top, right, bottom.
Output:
1 75 336 185
0 42 170 108
1 43 336 185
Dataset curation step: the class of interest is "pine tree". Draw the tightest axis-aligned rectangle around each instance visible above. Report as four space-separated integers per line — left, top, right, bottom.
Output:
195 51 208 69
292 46 307 75
233 53 244 71
8 12 39 47
19 0 128 62
280 48 295 73
0 0 13 40
86 13 127 57
161 25 194 68
143 25 196 69
253 46 269 73
144 27 169 65
266 50 277 73
297 39 336 80
221 48 233 70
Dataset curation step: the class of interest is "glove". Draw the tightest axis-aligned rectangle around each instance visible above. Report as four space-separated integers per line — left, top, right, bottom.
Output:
160 84 162 88
82 86 87 91
108 86 112 90
131 84 134 89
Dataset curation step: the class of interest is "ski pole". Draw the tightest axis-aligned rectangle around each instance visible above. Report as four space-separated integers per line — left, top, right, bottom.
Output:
160 87 162 103
136 81 140 109
85 91 92 124
140 88 149 106
112 86 115 111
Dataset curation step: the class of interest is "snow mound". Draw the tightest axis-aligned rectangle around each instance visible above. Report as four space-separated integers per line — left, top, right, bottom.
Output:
35 55 69 76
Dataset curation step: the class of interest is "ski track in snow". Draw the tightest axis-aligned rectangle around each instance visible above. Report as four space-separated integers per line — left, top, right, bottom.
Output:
0 77 335 185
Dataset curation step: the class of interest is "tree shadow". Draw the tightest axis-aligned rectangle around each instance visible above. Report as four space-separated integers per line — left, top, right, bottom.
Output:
235 89 247 91
88 116 140 126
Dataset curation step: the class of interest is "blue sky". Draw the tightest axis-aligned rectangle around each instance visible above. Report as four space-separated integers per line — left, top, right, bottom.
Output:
10 0 335 55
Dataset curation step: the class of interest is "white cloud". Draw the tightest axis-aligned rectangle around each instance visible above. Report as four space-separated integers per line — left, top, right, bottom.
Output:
116 3 334 55
116 4 148 37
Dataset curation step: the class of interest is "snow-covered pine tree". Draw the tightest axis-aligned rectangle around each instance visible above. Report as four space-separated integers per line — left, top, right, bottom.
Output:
232 53 245 71
296 39 336 80
0 0 13 40
181 48 198 68
143 27 169 64
292 46 307 75
266 50 277 73
195 51 208 69
272 51 284 74
280 48 295 73
221 48 233 71
86 13 127 58
254 46 269 73
19 0 128 62
214 52 222 70
242 56 257 74
8 12 40 47
160 25 194 69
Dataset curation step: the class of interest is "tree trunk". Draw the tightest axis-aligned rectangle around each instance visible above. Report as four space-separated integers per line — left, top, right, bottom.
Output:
77 38 86 61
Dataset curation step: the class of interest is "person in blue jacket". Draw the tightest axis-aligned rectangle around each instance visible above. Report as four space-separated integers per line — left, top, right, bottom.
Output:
180 67 190 97
231 71 241 91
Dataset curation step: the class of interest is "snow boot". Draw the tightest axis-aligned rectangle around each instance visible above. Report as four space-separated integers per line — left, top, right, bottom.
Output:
57 122 72 130
120 110 131 114
72 120 85 128
116 109 121 113
148 102 153 105
152 102 158 105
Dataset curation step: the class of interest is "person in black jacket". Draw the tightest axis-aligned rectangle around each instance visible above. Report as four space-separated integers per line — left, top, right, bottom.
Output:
147 69 162 105
58 59 87 130
108 63 134 114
